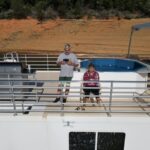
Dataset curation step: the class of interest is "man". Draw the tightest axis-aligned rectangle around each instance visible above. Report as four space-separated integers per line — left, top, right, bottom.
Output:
54 44 79 103
82 63 101 109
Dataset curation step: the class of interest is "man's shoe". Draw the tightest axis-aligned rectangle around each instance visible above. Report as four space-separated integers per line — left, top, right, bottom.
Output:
53 97 60 103
63 98 67 103
23 106 32 114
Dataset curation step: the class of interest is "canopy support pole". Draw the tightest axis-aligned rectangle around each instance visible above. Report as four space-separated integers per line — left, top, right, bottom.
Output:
127 28 134 58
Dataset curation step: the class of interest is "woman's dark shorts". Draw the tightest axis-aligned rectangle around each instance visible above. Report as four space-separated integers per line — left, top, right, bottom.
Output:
83 88 100 98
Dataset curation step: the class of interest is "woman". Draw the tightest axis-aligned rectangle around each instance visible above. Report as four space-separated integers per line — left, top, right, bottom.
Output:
82 63 101 109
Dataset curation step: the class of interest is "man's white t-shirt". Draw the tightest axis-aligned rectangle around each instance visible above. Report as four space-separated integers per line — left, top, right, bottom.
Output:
57 53 78 77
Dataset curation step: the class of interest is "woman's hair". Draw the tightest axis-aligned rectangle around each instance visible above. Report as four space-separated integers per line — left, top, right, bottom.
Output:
88 63 95 69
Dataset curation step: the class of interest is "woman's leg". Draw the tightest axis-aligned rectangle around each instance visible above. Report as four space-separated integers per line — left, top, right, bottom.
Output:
92 88 101 104
82 89 90 110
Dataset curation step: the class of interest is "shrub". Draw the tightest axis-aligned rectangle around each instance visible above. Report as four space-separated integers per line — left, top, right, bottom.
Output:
44 6 58 19
98 10 110 19
83 9 99 19
123 11 137 19
65 9 76 19
0 9 14 19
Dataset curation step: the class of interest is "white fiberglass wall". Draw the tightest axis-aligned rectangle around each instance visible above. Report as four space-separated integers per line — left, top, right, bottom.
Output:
0 116 150 150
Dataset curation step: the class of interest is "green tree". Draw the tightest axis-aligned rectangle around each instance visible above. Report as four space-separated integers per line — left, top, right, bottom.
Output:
0 0 149 19
11 0 27 19
35 0 47 22
73 0 84 18
0 0 11 12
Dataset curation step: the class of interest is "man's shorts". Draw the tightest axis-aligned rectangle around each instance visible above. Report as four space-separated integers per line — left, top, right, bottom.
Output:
58 77 72 91
83 88 100 99
59 77 72 82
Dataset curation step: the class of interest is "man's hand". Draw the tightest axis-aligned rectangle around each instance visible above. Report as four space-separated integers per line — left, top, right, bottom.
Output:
68 60 76 66
67 60 73 66
68 60 79 67
58 60 78 67
57 61 65 66
61 61 66 65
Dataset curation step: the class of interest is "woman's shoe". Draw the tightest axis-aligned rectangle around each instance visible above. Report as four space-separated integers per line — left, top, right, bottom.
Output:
81 107 85 111
75 107 80 110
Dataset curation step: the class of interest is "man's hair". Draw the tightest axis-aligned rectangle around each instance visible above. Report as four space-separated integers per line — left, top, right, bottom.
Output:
64 43 71 49
88 63 95 69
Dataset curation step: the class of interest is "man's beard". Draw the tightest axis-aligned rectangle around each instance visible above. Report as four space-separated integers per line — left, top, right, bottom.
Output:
65 51 70 55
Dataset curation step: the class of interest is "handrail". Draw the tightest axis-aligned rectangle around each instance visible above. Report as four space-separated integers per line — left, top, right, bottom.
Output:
0 78 150 82
0 78 149 116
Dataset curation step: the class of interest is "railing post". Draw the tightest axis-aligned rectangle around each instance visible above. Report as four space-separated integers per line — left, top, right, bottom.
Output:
80 81 82 107
109 81 113 116
22 101 25 113
11 80 17 116
33 73 36 80
25 54 27 66
35 79 38 102
47 54 49 71
60 82 64 116
8 74 11 94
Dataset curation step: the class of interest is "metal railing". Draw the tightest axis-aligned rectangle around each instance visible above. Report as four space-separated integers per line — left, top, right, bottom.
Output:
0 53 150 71
0 75 150 116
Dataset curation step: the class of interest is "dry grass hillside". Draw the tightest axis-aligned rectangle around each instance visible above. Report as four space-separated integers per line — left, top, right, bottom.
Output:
0 18 149 55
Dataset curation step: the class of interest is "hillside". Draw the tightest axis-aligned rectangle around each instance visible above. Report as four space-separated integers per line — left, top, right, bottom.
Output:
0 18 150 55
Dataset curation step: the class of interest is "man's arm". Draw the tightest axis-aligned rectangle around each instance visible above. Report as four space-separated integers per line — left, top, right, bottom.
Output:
67 54 79 67
56 54 65 66
67 61 79 67
57 61 65 66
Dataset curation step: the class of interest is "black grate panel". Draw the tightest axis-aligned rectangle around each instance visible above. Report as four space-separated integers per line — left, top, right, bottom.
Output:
69 132 95 150
97 132 125 150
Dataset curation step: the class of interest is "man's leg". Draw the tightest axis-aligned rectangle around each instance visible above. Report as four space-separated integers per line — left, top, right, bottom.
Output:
63 77 72 103
54 77 64 103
